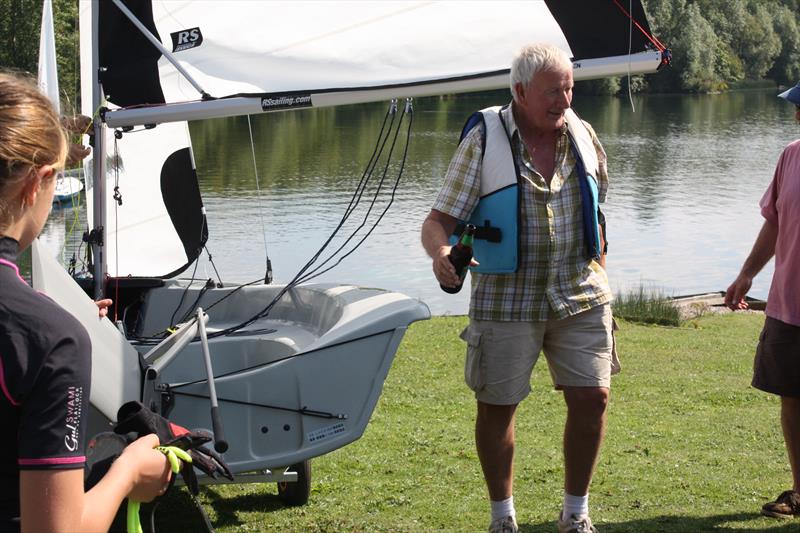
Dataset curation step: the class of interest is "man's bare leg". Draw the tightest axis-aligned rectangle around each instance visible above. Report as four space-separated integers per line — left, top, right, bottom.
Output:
562 387 609 496
476 401 517 500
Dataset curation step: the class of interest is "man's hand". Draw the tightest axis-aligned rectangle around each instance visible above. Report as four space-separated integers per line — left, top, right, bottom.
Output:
724 274 752 310
433 245 478 288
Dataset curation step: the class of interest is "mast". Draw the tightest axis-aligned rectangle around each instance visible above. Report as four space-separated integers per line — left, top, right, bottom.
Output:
90 0 106 299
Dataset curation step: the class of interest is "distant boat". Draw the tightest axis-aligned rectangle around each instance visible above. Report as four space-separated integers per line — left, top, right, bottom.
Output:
53 169 84 205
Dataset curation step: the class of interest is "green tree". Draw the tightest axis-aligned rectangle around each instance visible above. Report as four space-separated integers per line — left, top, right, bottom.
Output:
768 4 800 86
644 0 721 92
736 3 781 79
0 0 80 112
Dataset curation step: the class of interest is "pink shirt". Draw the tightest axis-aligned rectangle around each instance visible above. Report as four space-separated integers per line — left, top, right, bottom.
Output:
761 139 800 326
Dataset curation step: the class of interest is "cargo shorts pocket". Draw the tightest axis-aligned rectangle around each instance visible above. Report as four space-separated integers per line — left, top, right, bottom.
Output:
460 326 485 391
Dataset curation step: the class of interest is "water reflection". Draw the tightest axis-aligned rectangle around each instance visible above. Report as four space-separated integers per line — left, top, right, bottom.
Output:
37 89 795 315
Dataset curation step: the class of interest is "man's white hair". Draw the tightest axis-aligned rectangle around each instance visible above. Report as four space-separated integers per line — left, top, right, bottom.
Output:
510 43 572 102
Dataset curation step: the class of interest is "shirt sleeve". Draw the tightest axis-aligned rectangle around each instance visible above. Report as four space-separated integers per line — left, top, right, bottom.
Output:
760 147 785 224
431 123 484 221
17 327 91 470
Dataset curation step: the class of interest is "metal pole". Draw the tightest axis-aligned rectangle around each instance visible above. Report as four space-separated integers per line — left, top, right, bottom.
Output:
196 308 228 453
91 0 106 299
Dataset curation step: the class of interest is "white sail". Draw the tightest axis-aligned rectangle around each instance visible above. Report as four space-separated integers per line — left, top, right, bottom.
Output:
86 0 666 127
37 0 60 113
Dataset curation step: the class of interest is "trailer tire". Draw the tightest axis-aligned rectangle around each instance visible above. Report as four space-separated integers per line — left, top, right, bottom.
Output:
277 460 311 506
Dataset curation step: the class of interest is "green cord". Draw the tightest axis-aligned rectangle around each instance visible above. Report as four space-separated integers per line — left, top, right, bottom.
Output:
126 446 193 533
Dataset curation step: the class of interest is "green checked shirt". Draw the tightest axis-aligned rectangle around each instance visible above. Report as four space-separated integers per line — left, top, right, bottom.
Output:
432 103 612 321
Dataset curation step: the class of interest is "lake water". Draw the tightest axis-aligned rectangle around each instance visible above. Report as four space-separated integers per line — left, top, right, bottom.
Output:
40 88 796 316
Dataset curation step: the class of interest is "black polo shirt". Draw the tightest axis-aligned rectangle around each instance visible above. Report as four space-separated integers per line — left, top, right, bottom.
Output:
0 237 91 531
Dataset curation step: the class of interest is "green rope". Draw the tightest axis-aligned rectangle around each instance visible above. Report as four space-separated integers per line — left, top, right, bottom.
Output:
126 446 192 533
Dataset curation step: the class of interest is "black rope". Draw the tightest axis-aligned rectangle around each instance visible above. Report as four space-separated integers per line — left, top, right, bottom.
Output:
168 258 202 330
171 390 346 420
299 99 413 283
168 328 388 389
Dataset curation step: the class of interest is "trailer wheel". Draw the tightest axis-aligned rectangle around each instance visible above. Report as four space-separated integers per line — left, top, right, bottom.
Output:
277 460 311 506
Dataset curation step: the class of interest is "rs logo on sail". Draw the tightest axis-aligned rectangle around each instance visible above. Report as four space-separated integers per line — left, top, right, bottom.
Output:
171 28 203 52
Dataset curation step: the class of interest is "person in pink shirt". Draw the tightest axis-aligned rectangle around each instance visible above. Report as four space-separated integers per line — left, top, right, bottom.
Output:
725 80 800 519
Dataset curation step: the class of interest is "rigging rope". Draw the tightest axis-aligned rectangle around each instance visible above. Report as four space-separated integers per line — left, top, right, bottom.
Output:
246 114 273 283
611 0 667 53
626 0 635 113
129 98 413 341
207 99 413 339
298 98 414 284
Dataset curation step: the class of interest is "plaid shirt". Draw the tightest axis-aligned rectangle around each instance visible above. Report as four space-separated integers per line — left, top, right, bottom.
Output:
432 103 612 321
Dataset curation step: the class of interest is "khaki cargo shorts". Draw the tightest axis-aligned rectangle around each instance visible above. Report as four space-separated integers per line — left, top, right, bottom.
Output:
459 304 619 405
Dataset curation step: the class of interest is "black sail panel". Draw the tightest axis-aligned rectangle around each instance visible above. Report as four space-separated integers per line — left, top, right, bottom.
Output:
544 0 655 60
98 0 165 107
160 147 208 279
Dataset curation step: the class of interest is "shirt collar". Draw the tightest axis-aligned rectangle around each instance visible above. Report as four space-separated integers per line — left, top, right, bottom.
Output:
0 236 20 263
502 101 569 140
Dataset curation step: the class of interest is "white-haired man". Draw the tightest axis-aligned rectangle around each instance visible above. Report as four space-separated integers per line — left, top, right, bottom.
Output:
421 43 617 533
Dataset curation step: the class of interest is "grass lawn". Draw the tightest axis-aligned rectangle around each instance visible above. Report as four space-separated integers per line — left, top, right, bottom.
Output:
142 313 797 532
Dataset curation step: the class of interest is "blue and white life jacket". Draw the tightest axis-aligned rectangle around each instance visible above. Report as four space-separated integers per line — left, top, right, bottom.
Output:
450 105 603 274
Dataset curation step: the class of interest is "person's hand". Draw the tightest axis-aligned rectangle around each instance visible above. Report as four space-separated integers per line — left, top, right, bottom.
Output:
432 246 478 288
61 114 92 134
94 298 113 318
114 401 234 494
67 143 91 167
114 433 171 502
432 245 458 287
724 274 752 310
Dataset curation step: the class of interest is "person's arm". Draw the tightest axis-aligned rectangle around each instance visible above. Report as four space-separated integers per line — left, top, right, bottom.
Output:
724 219 778 310
421 209 461 288
20 434 170 533
61 115 93 167
598 222 606 269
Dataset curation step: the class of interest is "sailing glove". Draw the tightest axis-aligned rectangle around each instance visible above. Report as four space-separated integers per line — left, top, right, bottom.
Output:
112 401 234 494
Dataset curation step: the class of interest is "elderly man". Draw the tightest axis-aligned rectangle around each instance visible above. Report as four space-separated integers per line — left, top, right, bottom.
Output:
725 81 800 520
421 43 617 533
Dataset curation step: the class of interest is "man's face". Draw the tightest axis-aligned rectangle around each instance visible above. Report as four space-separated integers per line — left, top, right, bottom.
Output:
515 66 573 133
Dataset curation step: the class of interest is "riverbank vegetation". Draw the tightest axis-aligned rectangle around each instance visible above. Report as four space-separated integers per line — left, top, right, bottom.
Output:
2 0 800 112
133 313 794 533
612 286 682 326
578 0 800 95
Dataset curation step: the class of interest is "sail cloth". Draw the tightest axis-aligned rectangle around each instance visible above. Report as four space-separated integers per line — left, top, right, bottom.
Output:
79 0 663 279
84 0 664 127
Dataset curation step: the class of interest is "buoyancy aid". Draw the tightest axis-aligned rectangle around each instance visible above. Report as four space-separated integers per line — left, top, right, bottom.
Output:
450 105 604 274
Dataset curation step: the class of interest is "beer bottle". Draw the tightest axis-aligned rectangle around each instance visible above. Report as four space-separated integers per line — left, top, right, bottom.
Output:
440 224 476 294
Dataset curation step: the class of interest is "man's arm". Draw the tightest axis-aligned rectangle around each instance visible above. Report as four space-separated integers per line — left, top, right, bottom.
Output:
421 209 462 288
598 222 606 269
724 219 778 310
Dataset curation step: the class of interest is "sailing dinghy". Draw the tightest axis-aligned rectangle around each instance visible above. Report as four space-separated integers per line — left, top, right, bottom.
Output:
32 0 668 507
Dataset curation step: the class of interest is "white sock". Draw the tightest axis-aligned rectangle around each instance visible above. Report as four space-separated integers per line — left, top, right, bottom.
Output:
490 496 515 521
562 493 589 519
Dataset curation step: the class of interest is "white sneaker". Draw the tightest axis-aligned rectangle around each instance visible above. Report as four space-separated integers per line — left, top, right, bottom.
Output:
557 512 597 533
488 515 518 533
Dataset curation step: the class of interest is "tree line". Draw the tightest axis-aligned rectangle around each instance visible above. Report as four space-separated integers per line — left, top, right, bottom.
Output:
0 0 79 112
1 0 799 109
